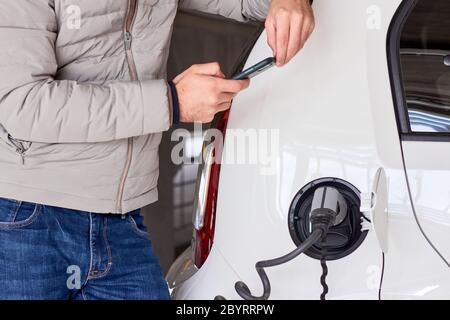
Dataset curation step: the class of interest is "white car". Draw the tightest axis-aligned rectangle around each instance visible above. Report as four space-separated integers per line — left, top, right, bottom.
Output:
167 0 450 300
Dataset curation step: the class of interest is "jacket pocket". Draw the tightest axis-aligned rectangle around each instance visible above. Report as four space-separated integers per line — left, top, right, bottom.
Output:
0 125 32 164
0 198 42 230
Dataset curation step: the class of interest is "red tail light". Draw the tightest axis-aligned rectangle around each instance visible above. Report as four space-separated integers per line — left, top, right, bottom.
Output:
192 111 229 268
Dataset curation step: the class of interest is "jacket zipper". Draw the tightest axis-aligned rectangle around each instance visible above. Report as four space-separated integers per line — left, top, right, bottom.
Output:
8 135 28 165
116 0 139 214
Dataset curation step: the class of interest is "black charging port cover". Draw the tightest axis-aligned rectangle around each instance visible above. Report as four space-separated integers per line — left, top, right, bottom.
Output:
288 178 368 261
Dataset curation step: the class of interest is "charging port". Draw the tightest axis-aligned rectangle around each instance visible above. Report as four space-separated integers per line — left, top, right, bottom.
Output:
288 178 368 261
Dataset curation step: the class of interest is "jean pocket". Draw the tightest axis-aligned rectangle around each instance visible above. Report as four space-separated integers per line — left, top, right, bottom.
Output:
0 198 42 230
128 211 150 239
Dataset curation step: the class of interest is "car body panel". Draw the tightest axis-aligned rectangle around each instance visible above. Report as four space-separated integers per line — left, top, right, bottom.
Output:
402 142 450 264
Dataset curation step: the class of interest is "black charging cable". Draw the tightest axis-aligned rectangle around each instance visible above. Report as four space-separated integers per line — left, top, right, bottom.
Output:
215 187 344 301
320 236 329 300
230 209 337 301
233 229 323 300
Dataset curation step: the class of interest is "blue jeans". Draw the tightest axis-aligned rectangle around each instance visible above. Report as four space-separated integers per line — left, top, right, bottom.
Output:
0 198 170 300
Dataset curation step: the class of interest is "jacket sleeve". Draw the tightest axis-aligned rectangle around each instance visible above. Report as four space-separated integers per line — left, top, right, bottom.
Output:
179 0 271 22
0 1 172 144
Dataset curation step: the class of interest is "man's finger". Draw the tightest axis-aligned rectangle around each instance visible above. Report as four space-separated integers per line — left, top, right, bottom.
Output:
193 62 225 77
301 18 314 50
218 93 237 104
275 14 290 66
286 15 304 63
216 78 250 93
173 68 189 84
217 101 232 112
265 19 277 57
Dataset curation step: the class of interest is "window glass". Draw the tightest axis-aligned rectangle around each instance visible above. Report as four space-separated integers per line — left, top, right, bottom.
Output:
400 0 450 133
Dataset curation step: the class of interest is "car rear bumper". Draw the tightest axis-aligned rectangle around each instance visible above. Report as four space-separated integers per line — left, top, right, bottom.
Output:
167 246 245 300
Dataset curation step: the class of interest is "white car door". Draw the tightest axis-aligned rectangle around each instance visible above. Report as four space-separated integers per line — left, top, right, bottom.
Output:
389 0 450 268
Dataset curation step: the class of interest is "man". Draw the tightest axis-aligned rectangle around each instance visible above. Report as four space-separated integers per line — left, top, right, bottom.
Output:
0 0 314 300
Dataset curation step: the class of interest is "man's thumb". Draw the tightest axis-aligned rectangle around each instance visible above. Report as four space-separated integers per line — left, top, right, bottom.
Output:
193 62 225 78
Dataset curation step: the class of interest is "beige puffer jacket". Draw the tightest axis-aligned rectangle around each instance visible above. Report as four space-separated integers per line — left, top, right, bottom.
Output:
0 0 270 214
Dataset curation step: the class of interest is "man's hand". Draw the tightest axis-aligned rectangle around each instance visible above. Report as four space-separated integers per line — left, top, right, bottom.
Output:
266 0 315 67
173 63 250 123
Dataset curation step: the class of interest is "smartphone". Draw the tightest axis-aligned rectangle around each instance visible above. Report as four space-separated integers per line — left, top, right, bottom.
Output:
232 57 276 80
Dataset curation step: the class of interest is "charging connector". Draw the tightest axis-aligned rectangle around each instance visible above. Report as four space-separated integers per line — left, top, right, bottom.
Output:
289 178 367 261
309 187 348 300
310 186 347 233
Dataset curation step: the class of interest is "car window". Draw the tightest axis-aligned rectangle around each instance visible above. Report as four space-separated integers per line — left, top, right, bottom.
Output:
399 0 450 133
